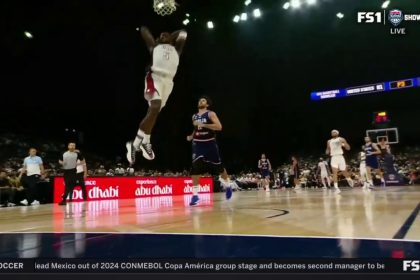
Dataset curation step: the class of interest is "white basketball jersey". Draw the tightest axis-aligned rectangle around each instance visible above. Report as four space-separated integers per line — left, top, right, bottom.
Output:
318 161 328 174
151 44 179 79
329 137 344 156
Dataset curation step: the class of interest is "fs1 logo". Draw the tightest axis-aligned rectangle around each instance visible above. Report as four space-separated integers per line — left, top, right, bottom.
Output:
357 12 382 23
403 260 420 271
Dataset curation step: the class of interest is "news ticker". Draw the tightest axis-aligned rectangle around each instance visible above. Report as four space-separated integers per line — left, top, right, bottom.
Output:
310 77 420 101
0 259 419 273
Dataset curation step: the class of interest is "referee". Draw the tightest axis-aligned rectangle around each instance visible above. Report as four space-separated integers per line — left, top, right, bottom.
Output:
19 148 45 206
59 142 85 205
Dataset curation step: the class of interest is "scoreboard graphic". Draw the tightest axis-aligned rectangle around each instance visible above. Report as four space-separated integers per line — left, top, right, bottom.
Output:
310 77 419 101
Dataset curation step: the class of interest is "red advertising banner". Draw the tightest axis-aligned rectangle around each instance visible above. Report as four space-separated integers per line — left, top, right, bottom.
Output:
53 177 214 203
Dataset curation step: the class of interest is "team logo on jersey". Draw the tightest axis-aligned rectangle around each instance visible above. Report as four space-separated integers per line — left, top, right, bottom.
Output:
388 174 396 180
388 9 403 26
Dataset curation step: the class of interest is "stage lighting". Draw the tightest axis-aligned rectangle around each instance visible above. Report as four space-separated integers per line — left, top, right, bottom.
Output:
382 1 390 9
253 8 261 18
207 21 214 29
291 0 301 9
24 31 33 39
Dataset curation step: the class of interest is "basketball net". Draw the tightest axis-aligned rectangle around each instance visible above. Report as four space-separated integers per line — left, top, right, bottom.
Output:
153 0 177 16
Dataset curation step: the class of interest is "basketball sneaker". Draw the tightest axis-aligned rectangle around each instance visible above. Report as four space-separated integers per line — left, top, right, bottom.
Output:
189 195 199 206
20 199 28 206
140 143 155 160
126 141 137 165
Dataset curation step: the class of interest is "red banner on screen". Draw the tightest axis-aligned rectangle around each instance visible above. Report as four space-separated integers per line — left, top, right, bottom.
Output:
53 177 214 203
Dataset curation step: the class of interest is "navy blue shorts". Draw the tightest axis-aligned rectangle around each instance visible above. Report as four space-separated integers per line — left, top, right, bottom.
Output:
366 156 380 169
191 140 223 175
261 170 270 178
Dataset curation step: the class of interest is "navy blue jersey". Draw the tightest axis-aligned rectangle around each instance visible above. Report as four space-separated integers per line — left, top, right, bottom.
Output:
365 143 380 169
192 111 216 141
259 159 270 171
259 159 271 177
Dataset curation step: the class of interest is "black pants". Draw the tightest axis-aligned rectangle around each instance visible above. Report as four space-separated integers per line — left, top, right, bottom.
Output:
0 188 11 204
75 172 87 200
23 175 40 204
62 169 77 202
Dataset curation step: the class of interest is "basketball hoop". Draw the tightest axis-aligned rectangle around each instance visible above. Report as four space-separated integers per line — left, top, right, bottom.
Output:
153 0 178 16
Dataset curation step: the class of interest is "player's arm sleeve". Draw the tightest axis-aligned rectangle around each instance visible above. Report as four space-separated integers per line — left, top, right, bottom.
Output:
140 26 156 52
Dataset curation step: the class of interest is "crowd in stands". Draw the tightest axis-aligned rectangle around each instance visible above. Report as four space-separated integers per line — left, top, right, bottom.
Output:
1 134 419 207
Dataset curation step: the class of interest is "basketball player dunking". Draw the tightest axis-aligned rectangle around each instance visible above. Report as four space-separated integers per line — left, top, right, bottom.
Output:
126 26 187 164
364 136 385 187
258 154 272 192
326 130 354 193
187 96 233 206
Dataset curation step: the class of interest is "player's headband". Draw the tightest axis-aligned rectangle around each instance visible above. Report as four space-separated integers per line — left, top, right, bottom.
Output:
331 129 339 135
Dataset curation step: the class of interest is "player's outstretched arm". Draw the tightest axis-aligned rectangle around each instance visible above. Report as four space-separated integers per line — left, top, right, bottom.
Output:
326 140 331 155
140 26 156 52
171 29 187 55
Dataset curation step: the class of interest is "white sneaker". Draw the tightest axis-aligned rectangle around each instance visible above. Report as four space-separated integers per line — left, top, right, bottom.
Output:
139 143 155 160
31 200 40 206
7 202 16 207
334 188 341 194
126 141 137 165
20 199 28 206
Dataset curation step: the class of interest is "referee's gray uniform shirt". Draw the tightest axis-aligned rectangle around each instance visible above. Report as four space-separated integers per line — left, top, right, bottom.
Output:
62 151 84 170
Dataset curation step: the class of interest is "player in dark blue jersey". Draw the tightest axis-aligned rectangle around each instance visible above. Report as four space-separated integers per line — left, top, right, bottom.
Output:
187 96 233 206
364 136 385 187
258 154 272 192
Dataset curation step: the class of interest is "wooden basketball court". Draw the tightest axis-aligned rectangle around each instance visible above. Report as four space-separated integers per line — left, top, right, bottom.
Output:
1 186 419 241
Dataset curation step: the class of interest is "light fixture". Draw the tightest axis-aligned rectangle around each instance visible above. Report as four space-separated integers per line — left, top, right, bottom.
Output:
253 8 261 18
336 12 344 19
